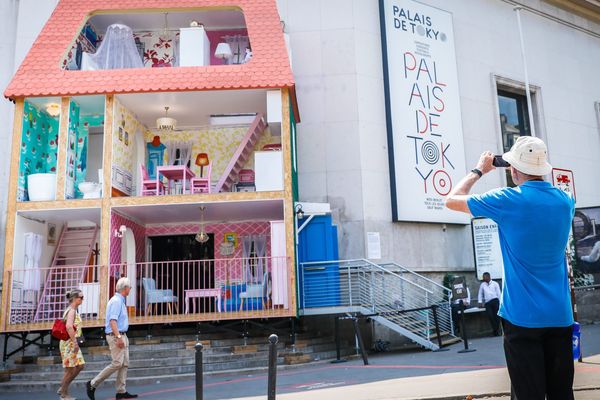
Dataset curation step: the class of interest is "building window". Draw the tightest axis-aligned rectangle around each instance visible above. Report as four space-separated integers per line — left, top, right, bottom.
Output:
497 90 532 186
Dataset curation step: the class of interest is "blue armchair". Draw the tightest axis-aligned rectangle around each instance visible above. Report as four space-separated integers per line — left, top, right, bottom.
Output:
142 278 178 316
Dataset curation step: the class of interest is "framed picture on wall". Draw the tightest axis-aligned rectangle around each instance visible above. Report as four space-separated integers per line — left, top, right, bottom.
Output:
118 127 123 142
47 223 57 245
124 130 129 146
224 232 238 248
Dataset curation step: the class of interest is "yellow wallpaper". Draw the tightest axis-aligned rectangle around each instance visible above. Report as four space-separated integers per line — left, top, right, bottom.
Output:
145 125 280 183
112 99 146 175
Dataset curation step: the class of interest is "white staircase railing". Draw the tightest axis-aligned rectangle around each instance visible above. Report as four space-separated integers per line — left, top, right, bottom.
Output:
299 259 454 350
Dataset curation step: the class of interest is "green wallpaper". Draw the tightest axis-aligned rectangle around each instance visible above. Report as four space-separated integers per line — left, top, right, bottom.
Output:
17 101 59 201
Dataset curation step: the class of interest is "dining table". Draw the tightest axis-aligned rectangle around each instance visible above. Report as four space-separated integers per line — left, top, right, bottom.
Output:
156 165 196 195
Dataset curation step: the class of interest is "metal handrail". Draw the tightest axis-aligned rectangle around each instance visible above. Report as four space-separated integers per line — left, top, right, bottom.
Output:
379 262 452 294
299 259 456 349
301 260 434 295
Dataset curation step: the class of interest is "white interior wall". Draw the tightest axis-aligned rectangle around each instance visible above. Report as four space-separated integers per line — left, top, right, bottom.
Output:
87 133 104 183
12 215 60 270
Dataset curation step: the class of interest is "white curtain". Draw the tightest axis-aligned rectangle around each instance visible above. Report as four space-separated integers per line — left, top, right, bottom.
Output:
23 233 42 290
242 236 253 283
224 35 250 65
166 141 193 166
253 235 267 283
81 24 143 70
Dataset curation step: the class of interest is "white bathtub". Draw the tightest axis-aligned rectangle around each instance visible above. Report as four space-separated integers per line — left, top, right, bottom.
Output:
27 173 56 201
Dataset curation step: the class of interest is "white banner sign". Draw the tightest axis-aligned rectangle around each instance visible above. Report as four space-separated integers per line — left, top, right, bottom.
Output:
471 218 504 280
380 0 468 224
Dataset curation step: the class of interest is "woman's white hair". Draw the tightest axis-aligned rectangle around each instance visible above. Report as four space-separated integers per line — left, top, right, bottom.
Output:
116 277 131 292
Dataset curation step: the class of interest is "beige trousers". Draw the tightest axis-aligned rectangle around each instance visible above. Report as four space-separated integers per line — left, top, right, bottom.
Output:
91 333 129 393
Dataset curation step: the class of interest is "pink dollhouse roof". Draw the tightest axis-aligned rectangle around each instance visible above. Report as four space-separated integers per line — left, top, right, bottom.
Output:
4 0 295 99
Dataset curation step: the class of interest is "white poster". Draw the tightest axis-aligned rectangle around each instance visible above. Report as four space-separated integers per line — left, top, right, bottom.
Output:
380 0 468 224
472 218 504 280
367 232 382 260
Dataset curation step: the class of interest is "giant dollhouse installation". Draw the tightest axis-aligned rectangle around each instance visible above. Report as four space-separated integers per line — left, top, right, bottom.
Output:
2 0 300 333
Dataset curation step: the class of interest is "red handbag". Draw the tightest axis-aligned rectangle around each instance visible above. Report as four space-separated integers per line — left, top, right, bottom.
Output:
51 319 76 341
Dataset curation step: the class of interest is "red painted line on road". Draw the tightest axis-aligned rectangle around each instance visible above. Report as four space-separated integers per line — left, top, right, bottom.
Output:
103 363 505 399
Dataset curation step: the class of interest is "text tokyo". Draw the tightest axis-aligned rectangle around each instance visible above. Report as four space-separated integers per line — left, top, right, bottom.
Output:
403 51 455 197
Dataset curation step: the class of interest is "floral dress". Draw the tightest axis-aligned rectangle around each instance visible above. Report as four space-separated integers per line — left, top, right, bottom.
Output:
59 308 85 368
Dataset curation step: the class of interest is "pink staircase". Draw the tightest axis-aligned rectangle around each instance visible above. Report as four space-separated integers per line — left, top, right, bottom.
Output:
215 113 267 193
33 224 98 322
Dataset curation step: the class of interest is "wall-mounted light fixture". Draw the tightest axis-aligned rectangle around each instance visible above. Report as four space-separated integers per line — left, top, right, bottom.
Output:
295 204 304 220
46 103 61 117
113 225 127 238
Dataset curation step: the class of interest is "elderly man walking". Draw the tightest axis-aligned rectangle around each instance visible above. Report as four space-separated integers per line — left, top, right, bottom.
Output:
446 136 575 400
86 277 138 400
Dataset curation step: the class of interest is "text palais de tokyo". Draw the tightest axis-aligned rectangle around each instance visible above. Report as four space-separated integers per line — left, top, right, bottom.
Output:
391 6 447 42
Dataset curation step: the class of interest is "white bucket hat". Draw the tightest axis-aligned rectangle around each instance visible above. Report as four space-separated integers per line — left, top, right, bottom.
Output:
502 136 552 176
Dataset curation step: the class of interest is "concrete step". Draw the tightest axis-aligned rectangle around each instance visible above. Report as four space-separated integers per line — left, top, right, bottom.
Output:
0 351 360 394
0 347 358 392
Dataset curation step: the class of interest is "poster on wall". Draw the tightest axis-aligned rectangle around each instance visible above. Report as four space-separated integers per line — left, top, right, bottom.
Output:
573 207 600 278
471 218 504 280
379 0 468 224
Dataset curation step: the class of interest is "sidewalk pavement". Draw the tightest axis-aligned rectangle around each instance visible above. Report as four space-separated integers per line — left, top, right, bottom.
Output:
232 354 600 400
7 324 600 400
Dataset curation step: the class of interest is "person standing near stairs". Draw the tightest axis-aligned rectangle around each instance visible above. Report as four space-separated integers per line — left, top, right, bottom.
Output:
58 289 85 400
86 278 137 400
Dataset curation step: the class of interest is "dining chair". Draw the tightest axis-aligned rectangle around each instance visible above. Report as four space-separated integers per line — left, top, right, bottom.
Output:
140 164 164 196
191 162 212 194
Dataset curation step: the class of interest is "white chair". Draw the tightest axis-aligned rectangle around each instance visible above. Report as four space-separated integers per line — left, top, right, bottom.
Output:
239 272 271 311
142 277 178 316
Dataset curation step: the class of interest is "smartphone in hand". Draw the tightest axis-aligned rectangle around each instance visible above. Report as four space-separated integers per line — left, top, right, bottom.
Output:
493 155 511 168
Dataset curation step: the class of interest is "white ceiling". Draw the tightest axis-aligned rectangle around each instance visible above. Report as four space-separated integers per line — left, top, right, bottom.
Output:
90 9 246 32
116 90 267 128
114 199 284 225
26 96 105 116
18 208 102 225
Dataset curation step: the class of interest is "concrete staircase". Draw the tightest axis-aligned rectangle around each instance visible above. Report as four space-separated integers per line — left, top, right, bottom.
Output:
0 332 356 393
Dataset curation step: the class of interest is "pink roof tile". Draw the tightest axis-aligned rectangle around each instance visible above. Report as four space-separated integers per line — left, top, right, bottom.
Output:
4 0 295 99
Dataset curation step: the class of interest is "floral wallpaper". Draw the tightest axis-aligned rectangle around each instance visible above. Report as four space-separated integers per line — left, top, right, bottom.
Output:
145 125 280 185
65 101 79 199
135 31 178 68
17 101 59 201
113 98 146 191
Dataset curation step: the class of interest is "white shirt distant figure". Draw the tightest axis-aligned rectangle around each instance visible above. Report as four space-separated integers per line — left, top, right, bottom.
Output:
478 278 502 307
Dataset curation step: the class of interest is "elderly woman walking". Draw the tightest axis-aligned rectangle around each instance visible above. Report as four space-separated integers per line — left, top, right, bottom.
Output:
58 289 85 400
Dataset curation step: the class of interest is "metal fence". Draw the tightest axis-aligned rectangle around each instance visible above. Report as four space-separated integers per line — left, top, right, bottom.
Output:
299 259 453 349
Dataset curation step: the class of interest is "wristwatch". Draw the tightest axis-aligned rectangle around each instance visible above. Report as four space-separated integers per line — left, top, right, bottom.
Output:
117 334 122 339
471 168 483 178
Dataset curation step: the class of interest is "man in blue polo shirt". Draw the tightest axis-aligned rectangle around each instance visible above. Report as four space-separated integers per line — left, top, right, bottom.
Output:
86 277 137 400
446 136 575 400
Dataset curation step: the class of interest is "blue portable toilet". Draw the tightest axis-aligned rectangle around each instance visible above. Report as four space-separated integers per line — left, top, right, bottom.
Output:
297 214 341 308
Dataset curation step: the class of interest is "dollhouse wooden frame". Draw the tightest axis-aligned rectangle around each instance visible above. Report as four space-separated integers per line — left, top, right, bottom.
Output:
1 0 300 333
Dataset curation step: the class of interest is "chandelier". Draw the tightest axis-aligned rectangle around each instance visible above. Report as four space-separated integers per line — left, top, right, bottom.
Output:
195 206 209 243
156 106 177 131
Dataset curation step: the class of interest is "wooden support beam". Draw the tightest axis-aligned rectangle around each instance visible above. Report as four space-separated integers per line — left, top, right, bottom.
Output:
1 99 24 332
55 97 70 200
281 88 297 315
98 95 114 324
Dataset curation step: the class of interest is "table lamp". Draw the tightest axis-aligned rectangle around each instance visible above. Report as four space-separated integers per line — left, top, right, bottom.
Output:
214 42 232 64
195 153 210 176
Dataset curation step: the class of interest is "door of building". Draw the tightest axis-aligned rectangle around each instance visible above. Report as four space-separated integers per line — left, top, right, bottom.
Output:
149 234 215 313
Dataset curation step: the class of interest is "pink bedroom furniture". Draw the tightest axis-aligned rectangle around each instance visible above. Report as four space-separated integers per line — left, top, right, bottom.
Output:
191 162 212 194
156 165 196 195
140 164 165 196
